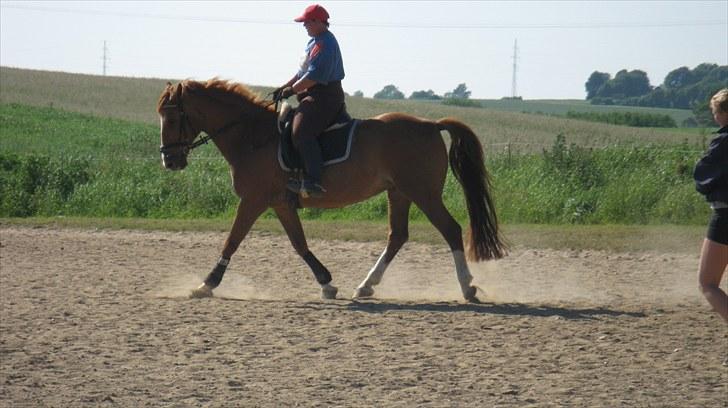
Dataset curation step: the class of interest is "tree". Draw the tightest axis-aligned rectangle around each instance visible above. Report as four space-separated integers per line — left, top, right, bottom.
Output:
353 90 364 98
444 83 471 99
585 71 611 99
693 63 719 80
692 100 714 126
409 89 442 100
587 63 727 110
614 70 652 98
663 66 694 90
593 70 652 99
373 84 404 99
705 65 728 82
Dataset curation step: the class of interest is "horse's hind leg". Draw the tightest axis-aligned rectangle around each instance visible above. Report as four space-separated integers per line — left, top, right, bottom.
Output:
354 189 411 298
274 205 337 299
412 196 478 302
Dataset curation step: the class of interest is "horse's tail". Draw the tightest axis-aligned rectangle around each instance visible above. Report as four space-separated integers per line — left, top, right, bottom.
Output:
437 118 506 261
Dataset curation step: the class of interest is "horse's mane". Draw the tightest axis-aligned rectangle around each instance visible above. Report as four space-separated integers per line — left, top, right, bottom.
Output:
182 78 274 113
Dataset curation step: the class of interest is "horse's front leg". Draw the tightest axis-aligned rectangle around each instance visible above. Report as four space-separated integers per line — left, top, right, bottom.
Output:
273 205 338 299
190 199 266 298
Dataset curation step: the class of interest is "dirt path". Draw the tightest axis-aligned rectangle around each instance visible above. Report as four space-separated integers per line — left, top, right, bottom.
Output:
1 226 726 407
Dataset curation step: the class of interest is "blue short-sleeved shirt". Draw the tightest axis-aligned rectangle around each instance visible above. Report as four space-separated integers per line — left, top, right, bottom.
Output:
297 30 345 84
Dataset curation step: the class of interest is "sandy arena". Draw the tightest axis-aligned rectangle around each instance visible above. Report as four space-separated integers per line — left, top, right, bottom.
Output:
0 226 726 407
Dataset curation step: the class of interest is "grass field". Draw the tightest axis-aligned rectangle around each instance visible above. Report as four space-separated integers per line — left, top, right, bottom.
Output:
0 66 705 154
0 103 711 225
475 98 695 123
0 66 716 226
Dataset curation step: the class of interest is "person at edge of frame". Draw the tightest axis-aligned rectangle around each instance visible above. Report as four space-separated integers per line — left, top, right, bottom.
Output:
694 87 728 324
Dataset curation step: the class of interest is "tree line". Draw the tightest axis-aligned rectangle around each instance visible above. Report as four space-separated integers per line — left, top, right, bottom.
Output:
358 83 473 101
585 63 728 124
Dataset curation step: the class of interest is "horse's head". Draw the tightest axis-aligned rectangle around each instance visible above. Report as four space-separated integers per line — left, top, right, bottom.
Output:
157 82 199 170
157 79 276 170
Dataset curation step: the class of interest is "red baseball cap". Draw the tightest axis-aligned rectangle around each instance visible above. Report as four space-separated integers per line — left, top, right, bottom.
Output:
294 4 330 22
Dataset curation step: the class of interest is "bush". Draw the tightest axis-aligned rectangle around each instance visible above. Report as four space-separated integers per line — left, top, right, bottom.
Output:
442 98 481 108
491 136 706 224
0 153 91 216
565 111 677 128
0 137 711 225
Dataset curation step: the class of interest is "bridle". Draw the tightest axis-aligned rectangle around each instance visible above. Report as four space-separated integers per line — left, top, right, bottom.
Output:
158 103 197 157
159 92 279 157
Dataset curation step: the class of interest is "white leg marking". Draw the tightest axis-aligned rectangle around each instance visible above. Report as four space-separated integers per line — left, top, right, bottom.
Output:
452 250 473 296
358 250 390 289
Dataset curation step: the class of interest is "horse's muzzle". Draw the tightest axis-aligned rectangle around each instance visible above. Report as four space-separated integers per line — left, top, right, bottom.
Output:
161 150 188 170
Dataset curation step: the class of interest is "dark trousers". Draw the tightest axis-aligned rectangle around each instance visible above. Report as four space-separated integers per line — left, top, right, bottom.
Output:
292 81 345 183
708 208 728 245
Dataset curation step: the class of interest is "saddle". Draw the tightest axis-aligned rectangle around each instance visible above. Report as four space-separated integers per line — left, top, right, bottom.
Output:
277 102 359 172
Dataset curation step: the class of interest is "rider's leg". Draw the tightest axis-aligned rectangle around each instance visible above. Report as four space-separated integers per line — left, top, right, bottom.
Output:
289 87 344 197
298 136 323 185
290 96 327 196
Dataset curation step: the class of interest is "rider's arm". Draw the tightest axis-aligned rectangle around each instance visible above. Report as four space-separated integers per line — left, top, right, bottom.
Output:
293 35 337 93
283 75 299 88
292 77 318 93
278 74 314 97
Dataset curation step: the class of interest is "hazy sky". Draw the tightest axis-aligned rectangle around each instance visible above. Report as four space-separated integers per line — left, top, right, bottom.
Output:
1 1 726 99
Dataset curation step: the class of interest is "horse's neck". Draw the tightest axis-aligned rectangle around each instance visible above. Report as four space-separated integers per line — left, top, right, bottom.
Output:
210 107 277 164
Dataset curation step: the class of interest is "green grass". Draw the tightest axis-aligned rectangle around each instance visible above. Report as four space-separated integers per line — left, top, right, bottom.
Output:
0 103 159 157
474 98 695 124
0 67 716 226
0 103 712 225
1 66 704 153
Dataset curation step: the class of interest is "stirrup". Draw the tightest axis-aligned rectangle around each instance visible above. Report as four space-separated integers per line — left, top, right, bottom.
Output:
300 181 326 198
286 178 302 194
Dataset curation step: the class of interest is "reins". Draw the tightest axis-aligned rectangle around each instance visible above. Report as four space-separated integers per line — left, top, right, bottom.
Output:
159 90 279 156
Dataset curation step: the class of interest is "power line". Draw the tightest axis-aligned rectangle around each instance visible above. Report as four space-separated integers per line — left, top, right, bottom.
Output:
2 4 726 30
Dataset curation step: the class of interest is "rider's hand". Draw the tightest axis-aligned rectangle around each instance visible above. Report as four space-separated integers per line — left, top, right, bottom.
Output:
273 86 295 101
274 86 295 101
280 86 295 100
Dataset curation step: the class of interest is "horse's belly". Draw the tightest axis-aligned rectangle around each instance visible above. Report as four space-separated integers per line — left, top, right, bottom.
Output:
301 175 389 209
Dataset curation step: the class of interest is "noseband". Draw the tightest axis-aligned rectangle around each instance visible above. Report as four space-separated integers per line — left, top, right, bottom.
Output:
158 103 198 157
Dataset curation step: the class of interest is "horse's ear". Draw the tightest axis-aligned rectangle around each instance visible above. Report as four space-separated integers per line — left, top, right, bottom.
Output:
166 81 172 88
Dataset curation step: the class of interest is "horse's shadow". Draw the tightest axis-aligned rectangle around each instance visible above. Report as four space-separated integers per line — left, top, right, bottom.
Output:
295 299 646 320
208 293 645 320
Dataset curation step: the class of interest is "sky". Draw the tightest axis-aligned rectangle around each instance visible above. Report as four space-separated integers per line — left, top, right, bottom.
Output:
0 1 726 99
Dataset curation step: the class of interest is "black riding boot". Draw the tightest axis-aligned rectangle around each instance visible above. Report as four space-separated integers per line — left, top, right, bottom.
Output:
288 139 326 198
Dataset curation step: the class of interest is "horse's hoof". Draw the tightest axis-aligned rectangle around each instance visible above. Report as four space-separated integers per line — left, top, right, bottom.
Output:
321 283 338 300
353 286 375 299
464 286 481 303
190 283 214 299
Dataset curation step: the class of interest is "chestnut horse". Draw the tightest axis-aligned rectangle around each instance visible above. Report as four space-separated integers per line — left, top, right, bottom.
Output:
157 79 505 301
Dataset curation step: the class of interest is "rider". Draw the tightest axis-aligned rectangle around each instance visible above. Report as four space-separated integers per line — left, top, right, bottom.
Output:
274 4 345 198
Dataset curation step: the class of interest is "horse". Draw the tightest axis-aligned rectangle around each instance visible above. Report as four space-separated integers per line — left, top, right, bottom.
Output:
157 79 506 302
